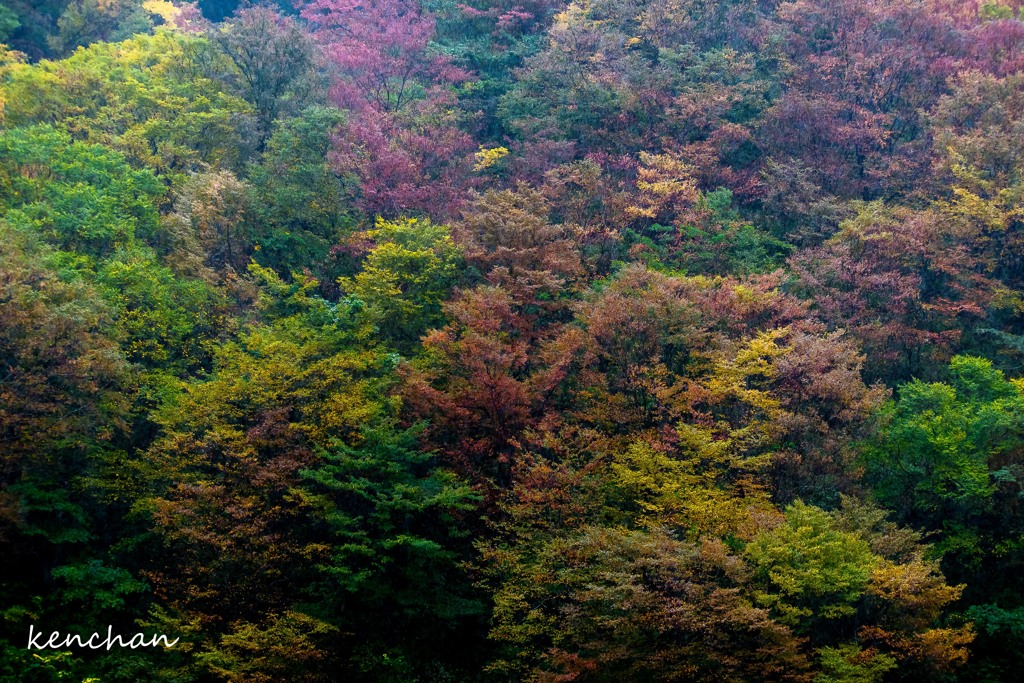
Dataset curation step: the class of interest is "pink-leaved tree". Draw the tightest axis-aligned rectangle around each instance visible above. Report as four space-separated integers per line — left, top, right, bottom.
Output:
299 0 476 219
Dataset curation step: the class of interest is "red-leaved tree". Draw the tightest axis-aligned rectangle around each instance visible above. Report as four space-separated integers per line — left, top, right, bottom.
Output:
300 0 476 219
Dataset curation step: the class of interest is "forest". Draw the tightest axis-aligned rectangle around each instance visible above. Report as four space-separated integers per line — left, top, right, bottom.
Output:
3 0 1024 681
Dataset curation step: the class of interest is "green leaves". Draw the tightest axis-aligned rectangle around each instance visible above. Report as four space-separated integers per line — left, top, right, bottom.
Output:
861 356 1024 657
300 425 478 592
197 611 338 683
747 502 878 631
815 644 896 683
1 31 254 177
50 561 147 614
0 125 163 258
863 355 1024 521
339 218 463 350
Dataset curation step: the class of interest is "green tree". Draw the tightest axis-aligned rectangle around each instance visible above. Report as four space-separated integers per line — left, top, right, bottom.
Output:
245 106 358 285
339 217 463 350
133 265 482 681
746 502 880 634
863 355 1024 532
1 31 254 178
862 355 1024 680
0 125 163 258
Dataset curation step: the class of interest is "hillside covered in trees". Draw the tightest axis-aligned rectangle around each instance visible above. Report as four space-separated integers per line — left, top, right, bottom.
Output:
4 0 1024 681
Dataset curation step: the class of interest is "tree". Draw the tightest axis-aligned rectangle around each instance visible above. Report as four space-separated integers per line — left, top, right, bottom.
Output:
747 501 972 676
0 222 128 544
48 0 153 56
301 0 466 115
339 217 463 350
485 526 811 683
747 502 881 635
456 184 583 310
0 31 254 178
301 0 478 219
134 265 483 681
862 355 1024 601
244 106 356 287
0 125 164 258
298 425 484 680
0 222 138 682
165 169 253 273
403 286 539 487
790 203 989 384
929 71 1024 293
763 0 968 201
210 6 319 149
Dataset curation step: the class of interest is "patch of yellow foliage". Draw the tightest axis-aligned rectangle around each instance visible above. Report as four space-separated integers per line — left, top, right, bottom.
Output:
474 145 509 172
143 0 180 24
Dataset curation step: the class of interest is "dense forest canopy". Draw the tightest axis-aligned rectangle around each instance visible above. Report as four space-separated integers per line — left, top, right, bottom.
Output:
4 0 1024 681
